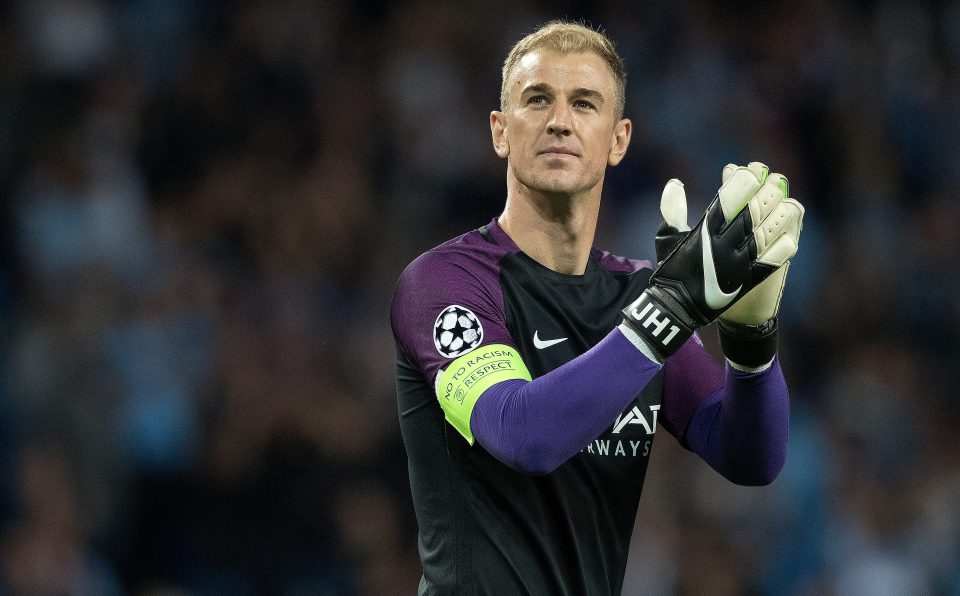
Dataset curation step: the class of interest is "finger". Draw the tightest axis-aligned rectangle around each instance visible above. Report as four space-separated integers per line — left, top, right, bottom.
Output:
759 233 797 267
718 162 769 224
722 161 768 185
660 179 691 232
722 163 738 185
747 172 790 230
755 197 804 261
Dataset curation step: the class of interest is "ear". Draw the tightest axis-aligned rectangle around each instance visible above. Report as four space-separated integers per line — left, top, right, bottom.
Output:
490 111 509 159
607 118 632 166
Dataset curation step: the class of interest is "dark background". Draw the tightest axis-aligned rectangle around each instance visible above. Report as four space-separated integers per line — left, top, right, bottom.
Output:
0 1 958 594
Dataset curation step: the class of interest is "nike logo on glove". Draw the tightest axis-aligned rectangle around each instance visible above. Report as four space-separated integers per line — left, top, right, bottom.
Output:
533 331 568 349
701 223 741 309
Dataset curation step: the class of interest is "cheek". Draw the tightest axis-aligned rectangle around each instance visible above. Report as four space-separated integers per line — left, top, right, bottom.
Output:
593 129 617 158
588 134 612 162
514 119 538 142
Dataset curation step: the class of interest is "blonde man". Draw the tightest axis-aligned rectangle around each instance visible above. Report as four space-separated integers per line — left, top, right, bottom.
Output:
392 21 803 595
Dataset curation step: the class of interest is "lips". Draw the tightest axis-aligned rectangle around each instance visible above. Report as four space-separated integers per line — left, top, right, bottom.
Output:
538 147 579 157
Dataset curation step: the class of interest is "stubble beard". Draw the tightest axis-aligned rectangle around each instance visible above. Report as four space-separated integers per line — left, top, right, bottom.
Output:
514 163 603 204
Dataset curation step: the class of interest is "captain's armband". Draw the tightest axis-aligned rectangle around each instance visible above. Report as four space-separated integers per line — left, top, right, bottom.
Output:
435 344 532 444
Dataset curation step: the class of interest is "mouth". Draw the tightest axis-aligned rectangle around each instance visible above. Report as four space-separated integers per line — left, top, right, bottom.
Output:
538 147 579 157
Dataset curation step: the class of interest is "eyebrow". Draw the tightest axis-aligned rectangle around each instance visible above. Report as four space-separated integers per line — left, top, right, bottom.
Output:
521 83 606 104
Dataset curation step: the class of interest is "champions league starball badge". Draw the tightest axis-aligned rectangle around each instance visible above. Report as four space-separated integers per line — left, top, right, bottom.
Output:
433 305 483 358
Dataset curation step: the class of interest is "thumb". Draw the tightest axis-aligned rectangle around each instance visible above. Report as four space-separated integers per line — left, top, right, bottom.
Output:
660 179 690 232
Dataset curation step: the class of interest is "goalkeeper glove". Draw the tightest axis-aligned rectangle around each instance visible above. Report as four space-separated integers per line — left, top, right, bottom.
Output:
648 162 804 366
622 162 803 361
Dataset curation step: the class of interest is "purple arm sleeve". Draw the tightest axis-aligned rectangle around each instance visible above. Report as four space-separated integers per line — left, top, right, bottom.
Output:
684 357 790 485
470 328 661 475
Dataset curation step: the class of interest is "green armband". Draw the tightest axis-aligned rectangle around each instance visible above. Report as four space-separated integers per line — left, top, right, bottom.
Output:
435 344 532 445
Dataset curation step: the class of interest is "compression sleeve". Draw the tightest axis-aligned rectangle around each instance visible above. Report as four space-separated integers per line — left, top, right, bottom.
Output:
683 356 789 485
469 327 661 475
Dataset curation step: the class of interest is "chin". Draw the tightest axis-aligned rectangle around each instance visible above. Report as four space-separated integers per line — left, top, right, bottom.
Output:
535 175 600 198
514 166 600 198
526 173 579 195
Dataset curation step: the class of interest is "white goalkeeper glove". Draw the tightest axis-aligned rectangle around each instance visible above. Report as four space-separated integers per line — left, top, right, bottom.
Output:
652 162 804 367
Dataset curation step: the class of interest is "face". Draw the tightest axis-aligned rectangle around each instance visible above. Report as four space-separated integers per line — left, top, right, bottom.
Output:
491 49 631 199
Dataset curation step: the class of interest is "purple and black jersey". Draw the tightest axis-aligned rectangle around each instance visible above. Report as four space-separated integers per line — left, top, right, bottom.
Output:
391 218 788 595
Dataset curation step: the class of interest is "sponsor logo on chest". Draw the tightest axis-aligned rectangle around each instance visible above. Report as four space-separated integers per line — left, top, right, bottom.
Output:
613 404 659 434
581 403 660 460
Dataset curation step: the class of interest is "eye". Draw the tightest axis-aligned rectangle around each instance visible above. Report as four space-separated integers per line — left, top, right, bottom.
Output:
574 99 596 110
528 95 548 106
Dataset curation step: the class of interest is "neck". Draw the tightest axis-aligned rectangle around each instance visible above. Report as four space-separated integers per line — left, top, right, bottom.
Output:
497 179 601 276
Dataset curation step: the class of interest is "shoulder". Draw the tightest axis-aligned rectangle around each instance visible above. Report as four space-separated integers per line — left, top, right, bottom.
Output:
391 225 517 380
590 248 653 275
397 228 510 290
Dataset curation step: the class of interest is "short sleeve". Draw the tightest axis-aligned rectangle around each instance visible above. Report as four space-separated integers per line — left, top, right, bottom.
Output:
391 243 518 388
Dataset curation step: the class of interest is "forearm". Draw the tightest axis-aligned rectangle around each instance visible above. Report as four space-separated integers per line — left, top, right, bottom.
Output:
684 357 789 485
470 328 661 474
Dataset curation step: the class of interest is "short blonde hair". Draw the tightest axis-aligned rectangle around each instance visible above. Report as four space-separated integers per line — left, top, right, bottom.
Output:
500 21 627 118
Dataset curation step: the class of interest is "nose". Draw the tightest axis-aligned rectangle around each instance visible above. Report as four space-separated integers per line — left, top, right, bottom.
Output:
546 102 572 136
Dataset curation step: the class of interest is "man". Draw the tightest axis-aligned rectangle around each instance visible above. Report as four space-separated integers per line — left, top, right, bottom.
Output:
391 21 804 595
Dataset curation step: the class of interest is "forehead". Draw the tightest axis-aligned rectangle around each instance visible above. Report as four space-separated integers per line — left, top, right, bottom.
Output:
510 49 615 95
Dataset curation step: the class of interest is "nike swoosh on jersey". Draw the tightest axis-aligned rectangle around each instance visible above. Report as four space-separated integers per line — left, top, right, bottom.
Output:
533 331 568 349
701 223 741 310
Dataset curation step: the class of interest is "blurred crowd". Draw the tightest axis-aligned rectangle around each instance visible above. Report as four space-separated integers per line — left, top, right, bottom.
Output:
0 0 957 594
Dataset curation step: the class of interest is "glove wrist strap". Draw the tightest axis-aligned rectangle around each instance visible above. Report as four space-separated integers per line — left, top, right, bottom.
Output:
717 318 779 368
622 289 695 359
